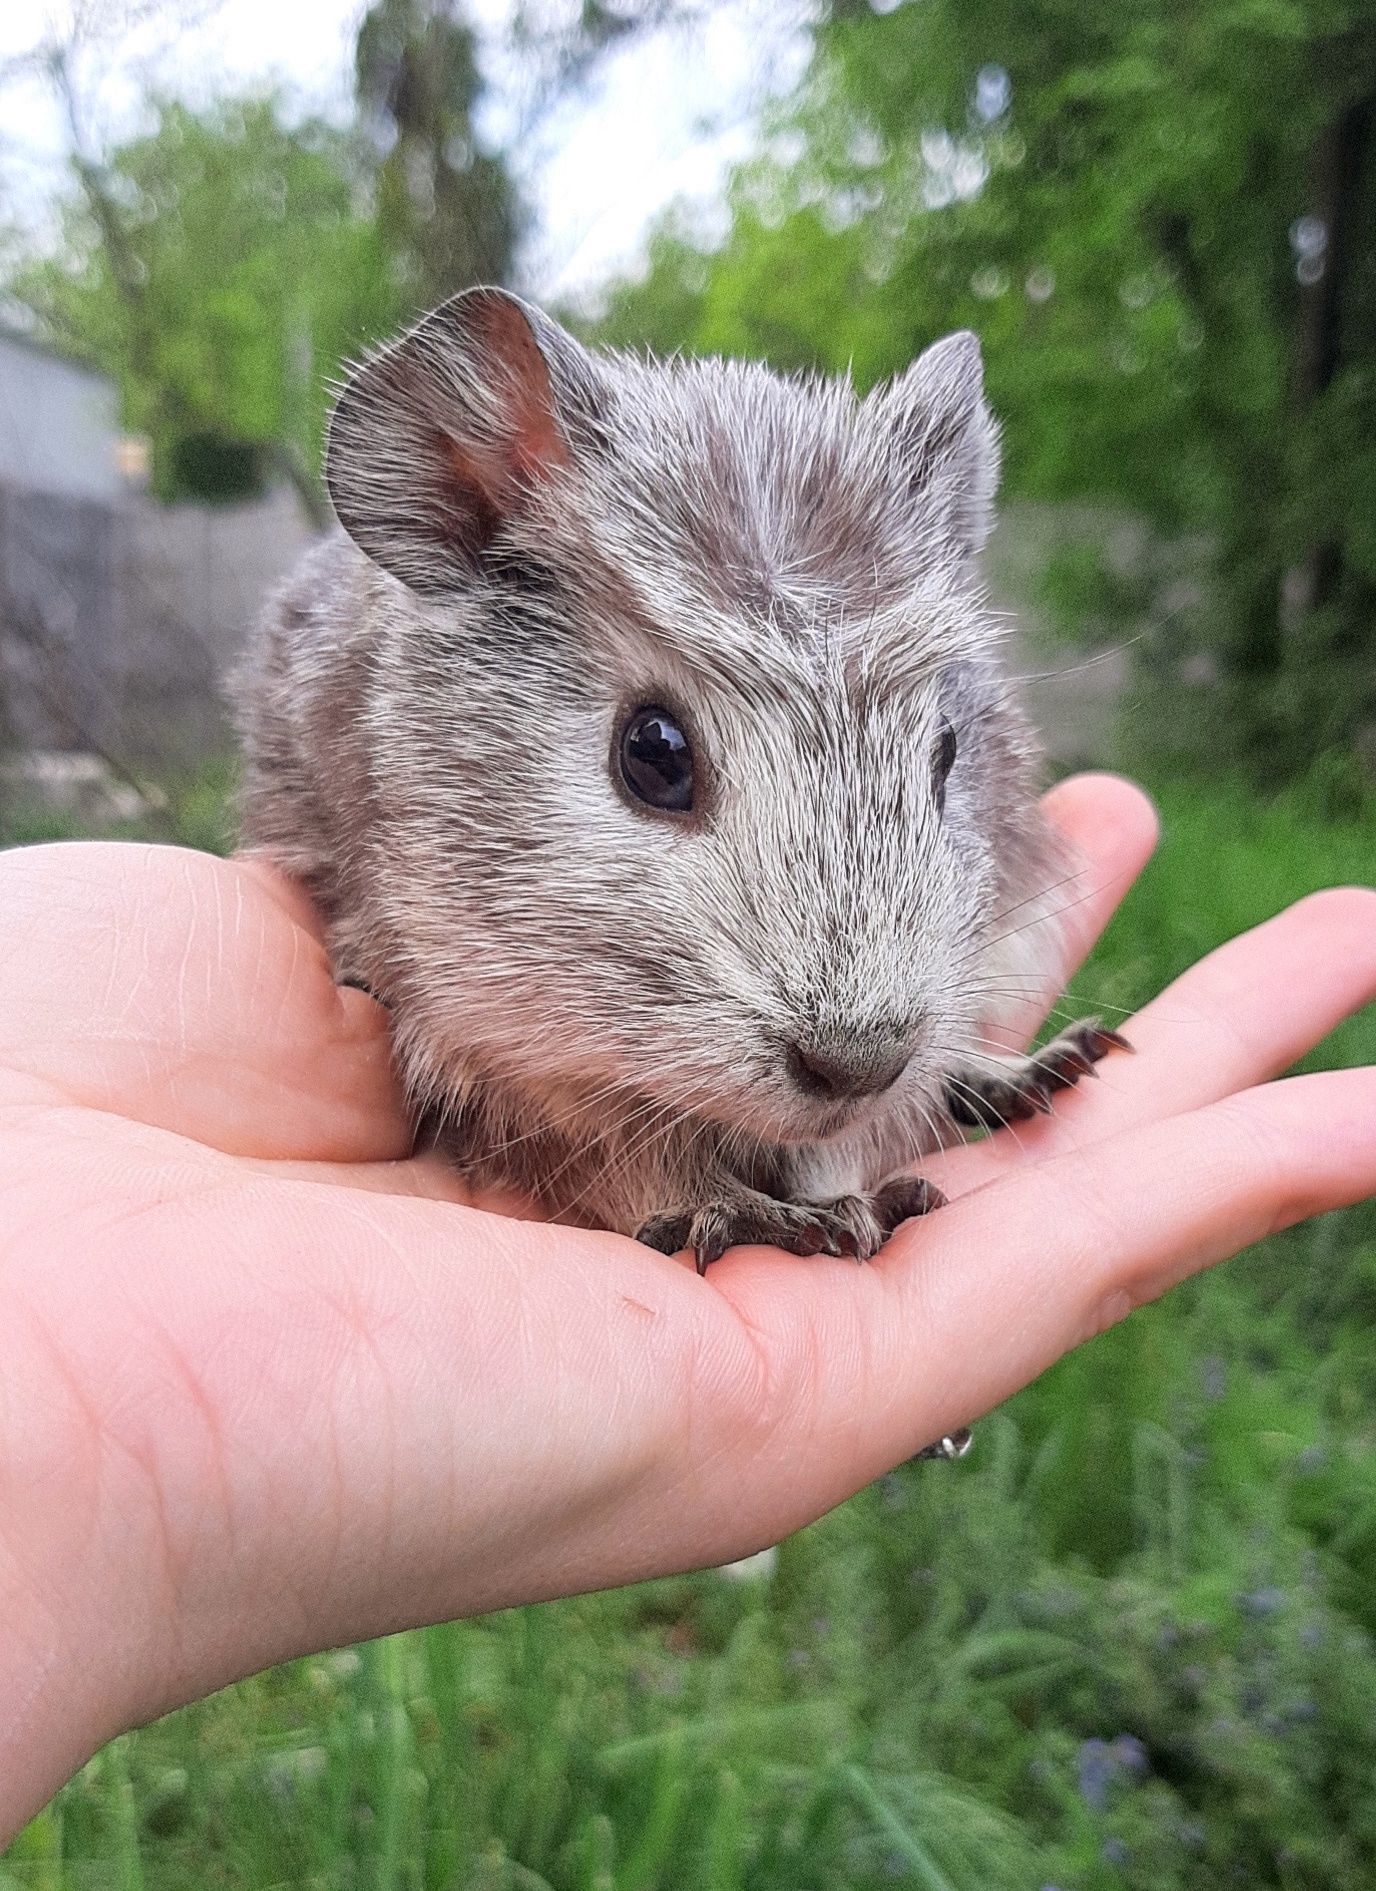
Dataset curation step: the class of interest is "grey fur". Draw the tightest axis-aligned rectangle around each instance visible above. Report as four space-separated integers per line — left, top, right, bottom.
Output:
234 287 1110 1267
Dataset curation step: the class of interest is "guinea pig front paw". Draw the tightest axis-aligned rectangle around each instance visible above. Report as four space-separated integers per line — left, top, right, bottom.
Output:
635 1177 946 1276
944 1017 1132 1130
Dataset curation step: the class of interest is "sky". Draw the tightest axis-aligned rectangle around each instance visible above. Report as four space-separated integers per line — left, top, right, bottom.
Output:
0 0 810 300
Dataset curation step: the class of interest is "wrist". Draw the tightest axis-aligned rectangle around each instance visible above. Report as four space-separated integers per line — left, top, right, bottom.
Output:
0 1357 157 1841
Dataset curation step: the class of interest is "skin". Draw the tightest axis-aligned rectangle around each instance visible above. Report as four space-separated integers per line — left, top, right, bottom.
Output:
3 771 1376 1840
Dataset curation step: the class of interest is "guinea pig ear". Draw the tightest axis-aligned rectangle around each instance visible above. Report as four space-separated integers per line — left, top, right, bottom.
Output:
870 331 1001 555
325 287 607 596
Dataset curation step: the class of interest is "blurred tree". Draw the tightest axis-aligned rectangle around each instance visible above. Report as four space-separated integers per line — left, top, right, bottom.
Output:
507 0 695 99
12 93 401 513
0 1 523 509
356 0 521 308
601 1 1376 779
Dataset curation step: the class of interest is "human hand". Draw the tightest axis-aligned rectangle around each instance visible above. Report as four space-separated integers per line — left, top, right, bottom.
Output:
3 774 1375 1836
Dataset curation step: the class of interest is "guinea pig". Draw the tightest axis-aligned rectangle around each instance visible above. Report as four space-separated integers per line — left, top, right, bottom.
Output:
235 287 1125 1277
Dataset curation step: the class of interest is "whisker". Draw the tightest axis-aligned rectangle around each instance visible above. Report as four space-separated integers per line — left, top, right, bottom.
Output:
941 1071 1025 1150
970 876 1119 963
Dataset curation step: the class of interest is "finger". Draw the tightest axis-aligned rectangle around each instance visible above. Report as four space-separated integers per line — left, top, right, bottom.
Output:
0 843 411 1162
937 885 1376 1192
979 773 1159 1051
728 1067 1376 1490
1068 882 1376 1110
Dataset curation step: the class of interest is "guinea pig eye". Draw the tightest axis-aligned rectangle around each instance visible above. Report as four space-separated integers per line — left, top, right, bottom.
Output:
933 717 958 815
619 706 694 813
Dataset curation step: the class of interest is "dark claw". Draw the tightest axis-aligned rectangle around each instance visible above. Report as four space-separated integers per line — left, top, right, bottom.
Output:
945 1086 995 1129
914 1426 973 1462
691 1206 734 1274
999 1085 1045 1122
874 1176 947 1236
636 1211 694 1256
640 1177 945 1277
946 1017 1132 1133
1038 1047 1093 1088
1094 1026 1134 1053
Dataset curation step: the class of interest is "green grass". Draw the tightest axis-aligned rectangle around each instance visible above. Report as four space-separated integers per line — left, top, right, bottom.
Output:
4 772 1376 1891
0 757 238 857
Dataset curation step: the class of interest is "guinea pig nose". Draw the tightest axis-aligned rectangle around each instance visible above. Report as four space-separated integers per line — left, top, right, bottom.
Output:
787 1033 912 1102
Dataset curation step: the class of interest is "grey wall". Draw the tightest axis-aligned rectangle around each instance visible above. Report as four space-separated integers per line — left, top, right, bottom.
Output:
0 330 126 503
0 480 315 765
0 330 319 768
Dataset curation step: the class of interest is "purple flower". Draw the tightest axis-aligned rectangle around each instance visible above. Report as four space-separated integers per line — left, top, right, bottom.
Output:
1110 1733 1149 1775
1239 1586 1286 1618
1078 1733 1150 1810
1077 1739 1116 1810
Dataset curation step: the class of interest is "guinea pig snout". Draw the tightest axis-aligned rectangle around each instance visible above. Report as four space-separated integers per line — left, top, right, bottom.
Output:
784 1021 919 1103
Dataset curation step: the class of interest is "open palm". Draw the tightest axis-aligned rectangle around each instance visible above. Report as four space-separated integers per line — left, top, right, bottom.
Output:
3 771 1375 1836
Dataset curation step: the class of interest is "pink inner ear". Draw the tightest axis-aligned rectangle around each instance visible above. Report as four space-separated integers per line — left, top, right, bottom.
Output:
435 372 569 547
471 294 572 496
508 400 570 485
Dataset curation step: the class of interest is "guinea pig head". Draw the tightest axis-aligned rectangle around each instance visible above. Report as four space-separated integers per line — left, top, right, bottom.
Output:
324 288 1042 1143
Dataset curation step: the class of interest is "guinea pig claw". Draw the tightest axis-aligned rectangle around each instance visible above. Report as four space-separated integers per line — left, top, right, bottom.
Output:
915 1426 974 1463
944 1014 1133 1130
1039 1046 1094 1087
873 1175 947 1234
640 1177 946 1277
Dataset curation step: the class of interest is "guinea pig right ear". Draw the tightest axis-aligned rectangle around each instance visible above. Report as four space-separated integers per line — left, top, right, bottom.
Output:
870 330 1001 555
325 287 607 596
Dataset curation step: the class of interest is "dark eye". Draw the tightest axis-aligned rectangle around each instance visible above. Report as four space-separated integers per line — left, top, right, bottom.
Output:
619 705 694 813
933 717 958 815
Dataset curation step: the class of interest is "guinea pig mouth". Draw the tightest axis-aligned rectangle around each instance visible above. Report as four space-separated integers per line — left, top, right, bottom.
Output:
648 1070 859 1147
738 1087 877 1147
777 1114 860 1148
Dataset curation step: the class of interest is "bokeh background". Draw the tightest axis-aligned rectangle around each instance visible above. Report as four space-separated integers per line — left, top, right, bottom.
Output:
2 2 1375 1886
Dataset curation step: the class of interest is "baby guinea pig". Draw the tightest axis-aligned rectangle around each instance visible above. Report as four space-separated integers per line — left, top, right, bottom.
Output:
235 287 1125 1275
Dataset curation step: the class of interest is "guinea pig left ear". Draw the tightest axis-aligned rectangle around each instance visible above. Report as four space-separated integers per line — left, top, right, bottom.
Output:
325 287 607 596
870 330 1001 555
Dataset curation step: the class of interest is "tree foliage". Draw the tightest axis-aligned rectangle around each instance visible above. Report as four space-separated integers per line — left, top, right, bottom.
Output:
600 0 1376 778
356 0 521 309
14 97 401 507
9 0 521 509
